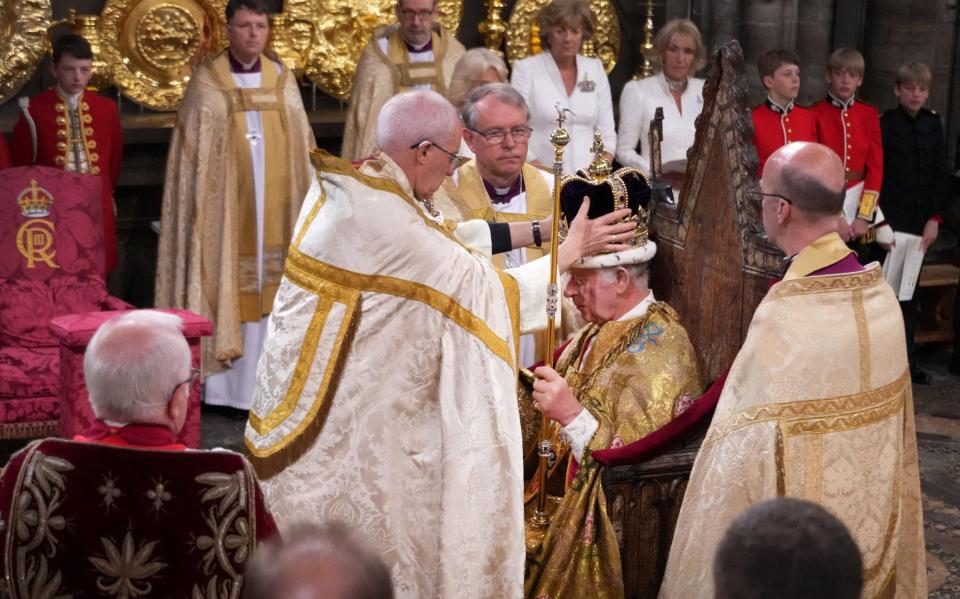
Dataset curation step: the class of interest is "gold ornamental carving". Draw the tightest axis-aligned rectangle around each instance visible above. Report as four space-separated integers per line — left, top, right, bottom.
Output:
281 0 463 101
98 0 229 111
478 0 507 56
505 0 620 74
68 11 113 90
0 0 51 104
268 14 316 75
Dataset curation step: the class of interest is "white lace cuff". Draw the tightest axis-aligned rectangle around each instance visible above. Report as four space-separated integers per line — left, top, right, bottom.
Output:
561 408 599 464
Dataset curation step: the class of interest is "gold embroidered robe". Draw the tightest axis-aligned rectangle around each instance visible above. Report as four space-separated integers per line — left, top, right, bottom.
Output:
154 52 315 372
340 24 465 161
523 302 703 599
660 240 926 598
245 150 569 599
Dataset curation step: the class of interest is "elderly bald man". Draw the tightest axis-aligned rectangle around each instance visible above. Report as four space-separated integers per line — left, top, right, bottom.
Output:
245 89 634 599
661 142 926 599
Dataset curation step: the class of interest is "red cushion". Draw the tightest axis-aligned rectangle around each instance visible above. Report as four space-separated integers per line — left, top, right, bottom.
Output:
0 395 60 425
0 275 110 347
0 346 60 398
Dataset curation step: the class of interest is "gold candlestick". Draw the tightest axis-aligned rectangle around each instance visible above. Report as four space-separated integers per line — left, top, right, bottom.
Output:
635 0 656 79
478 0 507 56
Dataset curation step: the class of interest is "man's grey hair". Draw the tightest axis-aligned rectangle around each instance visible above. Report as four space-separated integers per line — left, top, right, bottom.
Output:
598 262 650 287
84 310 191 424
243 521 394 599
376 90 459 154
460 83 531 131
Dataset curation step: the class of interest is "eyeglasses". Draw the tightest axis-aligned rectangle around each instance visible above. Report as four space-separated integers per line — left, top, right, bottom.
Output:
169 368 201 401
398 8 434 21
410 139 465 168
749 187 793 205
467 126 534 145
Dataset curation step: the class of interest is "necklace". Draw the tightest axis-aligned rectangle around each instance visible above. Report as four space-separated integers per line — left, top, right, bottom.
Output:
418 196 440 219
666 76 688 94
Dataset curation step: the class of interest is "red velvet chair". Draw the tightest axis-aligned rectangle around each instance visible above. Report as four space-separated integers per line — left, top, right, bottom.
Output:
0 166 131 438
0 438 278 597
50 308 212 448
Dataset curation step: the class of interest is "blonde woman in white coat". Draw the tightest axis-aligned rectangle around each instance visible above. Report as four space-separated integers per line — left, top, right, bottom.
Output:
511 0 616 174
616 19 707 179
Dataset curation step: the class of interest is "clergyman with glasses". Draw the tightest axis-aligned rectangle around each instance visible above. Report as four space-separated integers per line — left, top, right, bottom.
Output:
155 0 316 413
661 142 926 598
439 82 562 367
341 0 465 161
245 89 637 597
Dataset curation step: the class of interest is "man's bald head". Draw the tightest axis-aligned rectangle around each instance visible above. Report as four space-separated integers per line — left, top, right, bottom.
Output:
763 142 845 219
376 90 460 155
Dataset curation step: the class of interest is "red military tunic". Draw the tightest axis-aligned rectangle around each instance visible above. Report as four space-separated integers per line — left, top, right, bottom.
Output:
11 89 123 272
0 134 10 169
811 95 883 221
751 99 817 176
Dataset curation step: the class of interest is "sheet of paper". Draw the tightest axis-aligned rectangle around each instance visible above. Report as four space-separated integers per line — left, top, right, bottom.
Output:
882 232 925 301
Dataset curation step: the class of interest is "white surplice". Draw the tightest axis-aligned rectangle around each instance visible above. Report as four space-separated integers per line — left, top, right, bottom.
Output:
246 151 560 599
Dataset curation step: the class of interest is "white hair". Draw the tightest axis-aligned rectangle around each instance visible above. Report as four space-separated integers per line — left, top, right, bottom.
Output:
84 310 191 424
448 48 508 109
375 90 460 154
598 262 650 286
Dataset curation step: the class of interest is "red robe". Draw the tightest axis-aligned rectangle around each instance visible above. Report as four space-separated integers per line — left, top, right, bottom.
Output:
0 134 10 169
11 89 123 272
811 95 883 219
751 99 817 176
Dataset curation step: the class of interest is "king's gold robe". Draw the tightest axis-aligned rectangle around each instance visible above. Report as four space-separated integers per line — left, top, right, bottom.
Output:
341 24 465 161
660 237 925 598
523 301 703 599
154 52 314 372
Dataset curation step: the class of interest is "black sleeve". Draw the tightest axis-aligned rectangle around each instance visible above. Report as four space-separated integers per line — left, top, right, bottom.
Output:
932 117 948 219
488 222 513 255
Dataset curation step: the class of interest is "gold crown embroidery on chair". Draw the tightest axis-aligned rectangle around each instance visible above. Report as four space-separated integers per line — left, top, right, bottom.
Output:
17 180 55 218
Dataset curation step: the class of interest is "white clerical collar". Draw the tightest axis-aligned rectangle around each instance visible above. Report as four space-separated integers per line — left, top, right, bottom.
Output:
56 86 82 109
614 290 655 322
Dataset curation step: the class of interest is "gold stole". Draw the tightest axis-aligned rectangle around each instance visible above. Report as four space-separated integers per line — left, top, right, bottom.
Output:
212 54 291 322
457 161 552 269
783 232 855 280
386 29 447 93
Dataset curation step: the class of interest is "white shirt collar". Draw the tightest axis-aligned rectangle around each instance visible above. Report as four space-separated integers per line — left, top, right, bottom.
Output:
614 290 655 322
56 86 82 109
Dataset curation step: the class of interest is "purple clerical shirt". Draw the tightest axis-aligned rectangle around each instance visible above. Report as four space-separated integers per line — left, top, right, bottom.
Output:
809 252 865 276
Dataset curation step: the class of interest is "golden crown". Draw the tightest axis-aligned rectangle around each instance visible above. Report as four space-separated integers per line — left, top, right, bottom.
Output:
561 133 650 247
18 180 54 218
